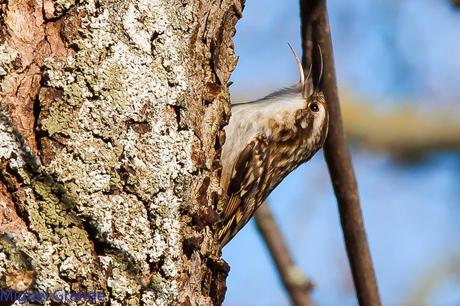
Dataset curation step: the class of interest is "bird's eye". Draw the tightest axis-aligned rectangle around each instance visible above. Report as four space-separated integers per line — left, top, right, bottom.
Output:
309 102 320 112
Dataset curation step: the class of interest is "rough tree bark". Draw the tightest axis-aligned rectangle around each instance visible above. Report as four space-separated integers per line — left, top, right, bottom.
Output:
0 0 243 305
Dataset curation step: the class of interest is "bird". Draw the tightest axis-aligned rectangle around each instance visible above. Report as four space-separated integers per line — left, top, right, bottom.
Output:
218 45 329 247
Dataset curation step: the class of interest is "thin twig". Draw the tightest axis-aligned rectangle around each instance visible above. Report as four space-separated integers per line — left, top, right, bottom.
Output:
451 0 460 8
255 203 314 306
299 1 382 306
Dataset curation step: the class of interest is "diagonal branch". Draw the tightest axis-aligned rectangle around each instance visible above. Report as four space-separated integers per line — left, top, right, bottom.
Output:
299 1 382 306
255 203 314 306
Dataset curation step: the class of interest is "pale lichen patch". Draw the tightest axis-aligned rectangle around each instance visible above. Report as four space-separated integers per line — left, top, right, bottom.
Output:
2 0 239 303
0 44 20 79
38 0 196 302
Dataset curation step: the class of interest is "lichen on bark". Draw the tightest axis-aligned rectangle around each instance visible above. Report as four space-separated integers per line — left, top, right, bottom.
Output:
1 0 243 305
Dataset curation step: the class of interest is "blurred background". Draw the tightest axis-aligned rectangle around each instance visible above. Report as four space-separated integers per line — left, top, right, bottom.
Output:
223 0 460 305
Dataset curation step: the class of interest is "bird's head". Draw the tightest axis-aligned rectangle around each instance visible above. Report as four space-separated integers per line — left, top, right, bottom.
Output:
288 44 329 146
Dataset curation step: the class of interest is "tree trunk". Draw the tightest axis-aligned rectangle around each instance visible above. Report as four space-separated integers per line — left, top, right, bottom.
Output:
0 0 242 304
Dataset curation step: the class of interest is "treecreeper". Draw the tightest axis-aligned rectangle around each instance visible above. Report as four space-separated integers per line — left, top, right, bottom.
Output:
219 45 329 246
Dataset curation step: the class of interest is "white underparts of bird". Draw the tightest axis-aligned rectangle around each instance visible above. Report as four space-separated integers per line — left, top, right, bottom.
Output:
218 45 329 247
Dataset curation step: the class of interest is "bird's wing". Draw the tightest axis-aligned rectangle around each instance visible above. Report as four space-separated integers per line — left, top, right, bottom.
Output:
219 134 269 246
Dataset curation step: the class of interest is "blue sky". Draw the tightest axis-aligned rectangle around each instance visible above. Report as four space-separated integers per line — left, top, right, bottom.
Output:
224 1 460 305
230 0 460 105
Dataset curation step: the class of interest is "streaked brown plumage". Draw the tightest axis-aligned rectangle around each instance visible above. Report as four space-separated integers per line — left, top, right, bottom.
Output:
218 46 329 246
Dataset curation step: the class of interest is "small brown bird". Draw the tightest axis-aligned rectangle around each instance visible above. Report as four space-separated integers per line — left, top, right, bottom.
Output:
218 45 329 246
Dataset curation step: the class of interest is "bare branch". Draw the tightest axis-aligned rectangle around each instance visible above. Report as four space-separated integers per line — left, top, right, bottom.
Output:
255 203 314 306
341 98 460 158
299 1 382 306
451 0 460 8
